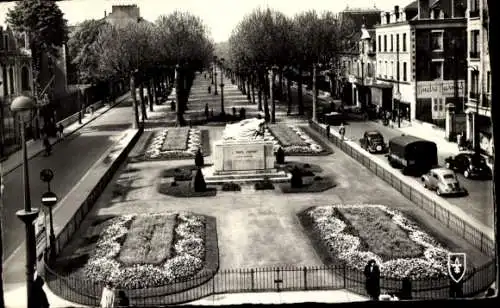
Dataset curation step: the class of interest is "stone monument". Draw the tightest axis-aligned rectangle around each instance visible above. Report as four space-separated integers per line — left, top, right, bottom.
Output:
203 118 291 184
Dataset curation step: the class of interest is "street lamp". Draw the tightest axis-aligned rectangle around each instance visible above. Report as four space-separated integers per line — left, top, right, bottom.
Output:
213 56 218 95
219 58 225 116
468 65 481 156
10 95 39 308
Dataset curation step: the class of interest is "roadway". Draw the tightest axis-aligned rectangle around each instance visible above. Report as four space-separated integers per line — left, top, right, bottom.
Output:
1 98 134 260
284 85 494 229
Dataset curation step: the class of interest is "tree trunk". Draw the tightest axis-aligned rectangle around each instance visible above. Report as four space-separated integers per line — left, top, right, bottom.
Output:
258 88 263 111
139 82 147 121
312 64 317 122
287 75 293 115
270 70 276 123
147 79 154 112
130 74 140 129
153 76 159 105
246 78 251 100
241 76 246 95
298 65 304 115
278 70 284 99
175 66 186 126
251 75 256 104
263 72 270 122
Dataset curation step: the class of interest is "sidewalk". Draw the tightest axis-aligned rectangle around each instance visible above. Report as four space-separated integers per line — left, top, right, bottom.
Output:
1 92 131 176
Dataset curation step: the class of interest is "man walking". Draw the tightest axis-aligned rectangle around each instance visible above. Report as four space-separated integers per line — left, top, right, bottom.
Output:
364 259 381 300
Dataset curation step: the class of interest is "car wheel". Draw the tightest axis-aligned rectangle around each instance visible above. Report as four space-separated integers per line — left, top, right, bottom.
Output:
436 189 441 196
445 162 451 169
464 170 470 178
423 182 428 189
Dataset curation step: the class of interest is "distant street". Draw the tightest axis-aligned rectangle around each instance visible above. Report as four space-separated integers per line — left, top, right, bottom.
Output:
2 98 134 260
285 86 494 229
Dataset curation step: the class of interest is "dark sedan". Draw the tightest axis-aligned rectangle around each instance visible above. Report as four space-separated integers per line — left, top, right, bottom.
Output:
444 152 492 179
359 130 387 154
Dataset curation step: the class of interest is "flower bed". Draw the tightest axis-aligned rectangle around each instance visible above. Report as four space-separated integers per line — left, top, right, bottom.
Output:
82 212 207 289
302 204 451 279
144 128 206 160
267 125 327 155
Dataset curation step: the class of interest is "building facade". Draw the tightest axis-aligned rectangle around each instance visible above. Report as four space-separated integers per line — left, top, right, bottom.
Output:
465 0 491 156
375 0 467 134
0 26 33 156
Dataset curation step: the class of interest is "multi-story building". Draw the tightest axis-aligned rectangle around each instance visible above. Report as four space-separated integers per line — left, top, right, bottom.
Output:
337 6 381 105
465 0 491 156
374 0 467 135
0 26 33 156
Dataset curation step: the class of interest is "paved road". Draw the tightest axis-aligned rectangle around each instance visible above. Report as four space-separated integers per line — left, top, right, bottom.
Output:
1 98 134 260
281 87 493 229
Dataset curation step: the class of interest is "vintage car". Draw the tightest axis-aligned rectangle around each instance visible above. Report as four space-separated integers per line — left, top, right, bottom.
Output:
359 130 387 154
444 152 492 179
421 168 468 196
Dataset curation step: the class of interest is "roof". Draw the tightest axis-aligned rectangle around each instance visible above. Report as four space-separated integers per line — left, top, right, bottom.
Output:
366 130 382 136
430 0 441 9
389 135 436 147
405 0 418 10
431 168 455 176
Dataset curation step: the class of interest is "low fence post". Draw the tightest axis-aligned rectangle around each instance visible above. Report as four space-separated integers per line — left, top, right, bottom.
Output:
343 266 347 289
303 267 308 290
251 269 255 291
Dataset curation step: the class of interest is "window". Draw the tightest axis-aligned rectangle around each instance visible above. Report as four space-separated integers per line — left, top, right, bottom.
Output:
378 35 381 52
470 69 479 96
9 67 14 94
431 31 443 51
430 60 443 80
470 30 479 57
469 0 479 16
384 35 387 52
390 34 394 51
367 63 373 77
3 35 8 51
403 33 407 51
396 61 400 80
378 60 382 77
391 61 394 79
384 61 388 78
403 62 407 81
487 71 491 93
21 66 30 91
396 34 399 51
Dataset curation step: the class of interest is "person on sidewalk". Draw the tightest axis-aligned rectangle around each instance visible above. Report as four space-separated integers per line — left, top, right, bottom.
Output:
208 85 211 94
57 123 64 139
33 275 50 308
116 290 130 307
339 123 346 141
43 136 52 156
100 282 116 308
364 259 381 301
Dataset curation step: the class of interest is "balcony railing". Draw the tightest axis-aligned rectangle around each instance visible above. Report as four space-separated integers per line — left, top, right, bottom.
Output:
469 51 480 59
469 10 480 18
469 91 480 99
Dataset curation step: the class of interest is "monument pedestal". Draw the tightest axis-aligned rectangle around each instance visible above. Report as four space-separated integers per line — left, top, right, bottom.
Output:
203 140 290 184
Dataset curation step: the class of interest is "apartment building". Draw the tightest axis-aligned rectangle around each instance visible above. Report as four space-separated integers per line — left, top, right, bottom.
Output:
465 0 491 156
374 0 467 134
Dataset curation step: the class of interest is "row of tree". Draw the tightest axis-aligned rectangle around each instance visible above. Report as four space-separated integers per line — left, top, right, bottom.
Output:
68 12 214 127
225 8 356 123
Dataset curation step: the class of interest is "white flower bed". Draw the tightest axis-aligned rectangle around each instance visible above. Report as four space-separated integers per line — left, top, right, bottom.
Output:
280 125 324 154
82 212 206 288
144 129 203 159
306 204 450 279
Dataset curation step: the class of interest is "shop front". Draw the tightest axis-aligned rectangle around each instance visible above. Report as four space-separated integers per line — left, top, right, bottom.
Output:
369 83 393 113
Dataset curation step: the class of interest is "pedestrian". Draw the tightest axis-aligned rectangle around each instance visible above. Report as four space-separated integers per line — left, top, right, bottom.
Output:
364 259 381 301
43 136 52 156
205 103 209 120
57 123 64 139
208 85 211 94
33 275 50 308
116 290 130 307
339 123 346 141
326 125 331 139
100 282 116 308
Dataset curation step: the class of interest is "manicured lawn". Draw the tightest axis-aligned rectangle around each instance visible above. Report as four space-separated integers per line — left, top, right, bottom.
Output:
336 207 423 261
278 161 323 173
141 128 210 160
157 181 217 197
279 176 336 193
268 124 308 146
118 214 176 265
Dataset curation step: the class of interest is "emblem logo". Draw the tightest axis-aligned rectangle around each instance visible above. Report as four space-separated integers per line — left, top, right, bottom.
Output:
448 253 466 283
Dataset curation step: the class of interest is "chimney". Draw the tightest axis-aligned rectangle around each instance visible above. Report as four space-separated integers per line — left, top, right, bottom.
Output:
104 10 107 18
418 0 430 19
395 5 400 20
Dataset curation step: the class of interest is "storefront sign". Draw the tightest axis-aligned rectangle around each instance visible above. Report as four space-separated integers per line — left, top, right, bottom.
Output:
479 131 493 156
417 80 465 98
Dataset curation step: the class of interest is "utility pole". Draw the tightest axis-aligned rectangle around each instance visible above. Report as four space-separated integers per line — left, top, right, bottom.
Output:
396 33 401 128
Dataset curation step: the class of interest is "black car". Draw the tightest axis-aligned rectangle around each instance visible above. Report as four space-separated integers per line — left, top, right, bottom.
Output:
359 130 387 154
444 153 491 179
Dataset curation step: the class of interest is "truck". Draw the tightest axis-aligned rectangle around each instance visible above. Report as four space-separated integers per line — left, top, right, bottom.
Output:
386 135 438 176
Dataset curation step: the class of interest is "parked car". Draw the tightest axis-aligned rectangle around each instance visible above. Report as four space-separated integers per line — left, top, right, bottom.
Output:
444 152 492 179
421 168 468 196
359 130 387 154
387 135 438 176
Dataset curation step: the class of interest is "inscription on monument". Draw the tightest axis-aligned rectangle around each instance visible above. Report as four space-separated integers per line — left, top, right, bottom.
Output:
222 144 266 170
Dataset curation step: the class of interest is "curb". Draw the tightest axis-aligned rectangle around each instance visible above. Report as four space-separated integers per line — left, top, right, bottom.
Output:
3 94 130 177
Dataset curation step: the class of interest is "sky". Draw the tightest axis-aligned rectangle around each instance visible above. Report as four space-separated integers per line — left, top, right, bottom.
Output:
0 0 414 43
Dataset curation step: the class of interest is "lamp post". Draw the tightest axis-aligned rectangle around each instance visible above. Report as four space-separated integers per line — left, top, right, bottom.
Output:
468 66 480 156
10 95 39 308
396 32 401 128
220 58 225 115
213 56 218 95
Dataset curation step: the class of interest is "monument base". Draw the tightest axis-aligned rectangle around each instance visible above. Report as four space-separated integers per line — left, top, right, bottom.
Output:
202 166 291 185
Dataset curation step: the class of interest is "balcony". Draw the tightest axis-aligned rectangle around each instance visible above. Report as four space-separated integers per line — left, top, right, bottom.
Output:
469 10 480 18
469 91 480 100
469 51 480 59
